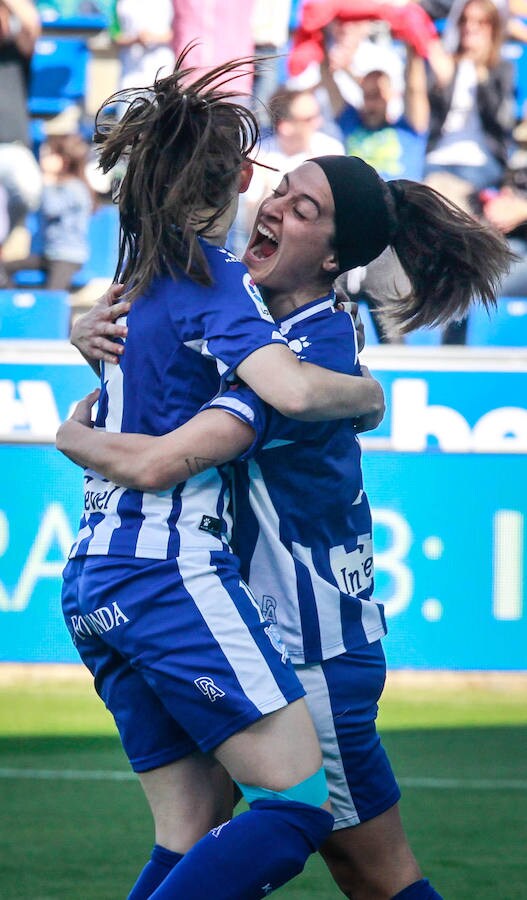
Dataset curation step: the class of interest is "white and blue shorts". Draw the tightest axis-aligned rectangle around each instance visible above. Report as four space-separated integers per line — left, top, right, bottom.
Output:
61 551 305 772
296 642 400 830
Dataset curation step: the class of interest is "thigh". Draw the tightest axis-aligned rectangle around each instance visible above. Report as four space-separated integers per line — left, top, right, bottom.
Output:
139 753 236 852
72 553 305 758
213 697 323 792
296 642 400 829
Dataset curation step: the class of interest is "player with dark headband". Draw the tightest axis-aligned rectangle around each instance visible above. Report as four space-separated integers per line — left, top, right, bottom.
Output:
60 153 511 900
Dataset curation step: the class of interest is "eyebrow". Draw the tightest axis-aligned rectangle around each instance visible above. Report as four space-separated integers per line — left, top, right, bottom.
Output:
282 173 322 214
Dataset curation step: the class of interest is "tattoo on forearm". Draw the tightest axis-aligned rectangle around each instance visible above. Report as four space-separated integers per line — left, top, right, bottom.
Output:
185 456 218 476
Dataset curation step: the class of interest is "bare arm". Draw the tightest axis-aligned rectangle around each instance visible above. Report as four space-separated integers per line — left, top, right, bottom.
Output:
1 0 40 57
482 189 527 234
71 288 384 422
56 392 254 492
236 343 385 422
404 46 431 134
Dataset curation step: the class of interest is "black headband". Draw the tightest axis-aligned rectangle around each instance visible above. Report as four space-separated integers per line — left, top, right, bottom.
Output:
309 155 397 271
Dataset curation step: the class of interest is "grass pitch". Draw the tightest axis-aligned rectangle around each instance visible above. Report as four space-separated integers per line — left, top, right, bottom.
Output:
0 666 526 899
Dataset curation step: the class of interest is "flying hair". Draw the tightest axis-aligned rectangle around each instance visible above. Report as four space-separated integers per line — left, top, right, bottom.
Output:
381 179 516 333
93 44 261 299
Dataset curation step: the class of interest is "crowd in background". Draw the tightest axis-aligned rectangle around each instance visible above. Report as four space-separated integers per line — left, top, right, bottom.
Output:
1 0 527 342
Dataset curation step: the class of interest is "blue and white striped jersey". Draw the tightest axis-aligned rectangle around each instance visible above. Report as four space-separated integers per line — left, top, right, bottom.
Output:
69 241 287 560
205 294 387 664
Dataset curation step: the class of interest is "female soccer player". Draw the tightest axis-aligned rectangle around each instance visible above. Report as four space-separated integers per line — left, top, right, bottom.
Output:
59 154 512 900
59 53 395 900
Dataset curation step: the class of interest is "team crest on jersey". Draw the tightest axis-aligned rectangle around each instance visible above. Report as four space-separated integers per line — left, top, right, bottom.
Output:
194 676 225 702
287 336 311 358
261 594 277 624
242 272 274 322
264 623 289 664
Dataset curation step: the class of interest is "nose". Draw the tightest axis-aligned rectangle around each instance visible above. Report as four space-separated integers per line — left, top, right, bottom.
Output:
261 192 284 220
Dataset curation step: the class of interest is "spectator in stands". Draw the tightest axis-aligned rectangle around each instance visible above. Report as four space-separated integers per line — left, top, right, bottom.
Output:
406 0 515 208
0 0 42 254
111 0 175 92
325 67 427 181
406 0 516 343
322 17 405 119
0 132 92 290
237 86 345 252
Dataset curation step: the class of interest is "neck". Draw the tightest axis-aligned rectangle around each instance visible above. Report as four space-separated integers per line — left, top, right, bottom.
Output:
261 283 332 320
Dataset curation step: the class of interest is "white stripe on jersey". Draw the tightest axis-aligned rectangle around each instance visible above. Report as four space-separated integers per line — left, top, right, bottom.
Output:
177 551 289 714
279 297 335 335
297 662 360 828
183 338 230 378
86 479 126 555
210 396 257 424
135 492 171 558
69 522 92 557
246 460 304 656
244 464 384 661
177 469 233 550
359 598 386 644
102 360 125 433
291 542 346 656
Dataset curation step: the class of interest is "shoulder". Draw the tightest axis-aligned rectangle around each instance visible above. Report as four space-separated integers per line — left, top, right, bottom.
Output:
204 244 256 294
288 308 358 373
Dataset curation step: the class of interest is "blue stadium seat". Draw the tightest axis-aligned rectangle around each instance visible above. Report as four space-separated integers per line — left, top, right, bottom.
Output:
13 203 120 289
0 290 70 339
29 37 89 116
37 0 111 30
466 297 527 346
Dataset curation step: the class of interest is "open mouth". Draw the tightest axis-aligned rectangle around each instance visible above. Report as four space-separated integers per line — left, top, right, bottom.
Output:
249 223 279 260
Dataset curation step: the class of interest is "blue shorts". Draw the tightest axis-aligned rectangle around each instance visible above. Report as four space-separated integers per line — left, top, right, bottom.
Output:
62 552 305 772
296 642 400 829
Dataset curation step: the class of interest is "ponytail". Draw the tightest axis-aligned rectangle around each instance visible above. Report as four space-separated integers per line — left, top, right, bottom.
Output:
382 179 515 333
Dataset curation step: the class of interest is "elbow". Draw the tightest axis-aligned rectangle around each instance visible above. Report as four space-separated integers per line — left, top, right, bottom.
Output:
370 382 386 420
131 456 175 493
133 470 169 493
273 383 313 420
119 457 164 493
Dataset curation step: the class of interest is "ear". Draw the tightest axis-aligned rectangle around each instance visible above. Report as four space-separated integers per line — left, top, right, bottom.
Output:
239 161 253 194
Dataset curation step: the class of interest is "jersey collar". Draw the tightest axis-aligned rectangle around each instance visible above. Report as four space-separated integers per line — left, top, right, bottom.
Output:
278 290 336 336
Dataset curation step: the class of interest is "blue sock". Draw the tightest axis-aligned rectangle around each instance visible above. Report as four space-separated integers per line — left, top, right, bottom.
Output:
149 798 334 898
392 879 444 899
127 844 183 899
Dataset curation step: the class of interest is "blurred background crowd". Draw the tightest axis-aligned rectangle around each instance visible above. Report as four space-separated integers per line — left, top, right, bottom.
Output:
2 0 527 346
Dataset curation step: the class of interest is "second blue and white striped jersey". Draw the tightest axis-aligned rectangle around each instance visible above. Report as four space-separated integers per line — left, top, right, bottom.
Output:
69 241 287 560
204 294 387 664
